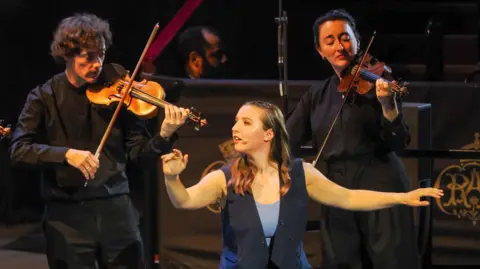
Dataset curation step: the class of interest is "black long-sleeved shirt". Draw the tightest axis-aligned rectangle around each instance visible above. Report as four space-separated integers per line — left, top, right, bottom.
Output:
286 74 410 162
9 71 174 202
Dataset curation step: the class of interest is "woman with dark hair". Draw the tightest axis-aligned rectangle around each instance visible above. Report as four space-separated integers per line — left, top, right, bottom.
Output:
286 8 420 269
162 101 442 269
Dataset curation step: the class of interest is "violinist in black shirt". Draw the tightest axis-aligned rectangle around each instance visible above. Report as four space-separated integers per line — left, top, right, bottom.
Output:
9 13 188 269
286 9 419 269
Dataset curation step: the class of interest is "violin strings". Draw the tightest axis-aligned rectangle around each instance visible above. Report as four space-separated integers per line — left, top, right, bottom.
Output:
359 70 403 93
129 88 200 122
118 81 203 124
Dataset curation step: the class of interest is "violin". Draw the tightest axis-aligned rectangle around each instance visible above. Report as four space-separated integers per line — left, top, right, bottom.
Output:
337 31 408 98
86 64 207 131
338 52 408 96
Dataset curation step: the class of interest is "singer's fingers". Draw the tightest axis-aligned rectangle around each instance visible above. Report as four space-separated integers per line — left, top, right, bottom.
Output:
417 201 430 206
161 152 175 162
174 150 184 159
184 154 189 166
168 154 178 162
161 154 172 161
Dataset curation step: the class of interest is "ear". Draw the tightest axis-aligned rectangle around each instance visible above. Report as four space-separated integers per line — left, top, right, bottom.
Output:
188 51 203 67
63 55 73 64
316 47 325 59
264 128 274 142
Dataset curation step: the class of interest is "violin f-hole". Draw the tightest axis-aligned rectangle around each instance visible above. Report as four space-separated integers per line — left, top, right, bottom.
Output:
109 93 122 100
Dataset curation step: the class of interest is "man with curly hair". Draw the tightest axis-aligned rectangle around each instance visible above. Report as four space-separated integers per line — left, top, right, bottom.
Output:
9 13 189 269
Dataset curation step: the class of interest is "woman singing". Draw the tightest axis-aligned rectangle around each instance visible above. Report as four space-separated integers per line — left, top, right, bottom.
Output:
162 101 442 269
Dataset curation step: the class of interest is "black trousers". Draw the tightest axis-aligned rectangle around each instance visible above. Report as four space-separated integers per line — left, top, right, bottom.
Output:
42 194 144 269
320 155 421 269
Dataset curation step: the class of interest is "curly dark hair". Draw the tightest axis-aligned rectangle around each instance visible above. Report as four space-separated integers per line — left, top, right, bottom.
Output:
50 13 112 63
312 9 360 50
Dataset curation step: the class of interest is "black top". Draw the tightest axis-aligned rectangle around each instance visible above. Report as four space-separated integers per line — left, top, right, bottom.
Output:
9 70 175 202
286 74 410 161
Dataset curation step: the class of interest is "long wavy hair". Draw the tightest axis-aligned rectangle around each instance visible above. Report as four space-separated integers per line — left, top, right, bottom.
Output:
229 101 292 196
50 13 112 63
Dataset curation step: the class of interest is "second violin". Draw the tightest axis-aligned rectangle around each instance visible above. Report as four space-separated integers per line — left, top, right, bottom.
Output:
338 33 409 97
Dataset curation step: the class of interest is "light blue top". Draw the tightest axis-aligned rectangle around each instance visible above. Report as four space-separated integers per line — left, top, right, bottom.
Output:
255 200 280 247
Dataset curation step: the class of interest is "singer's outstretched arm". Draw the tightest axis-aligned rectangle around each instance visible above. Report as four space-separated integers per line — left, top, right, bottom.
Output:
303 162 443 210
164 170 227 210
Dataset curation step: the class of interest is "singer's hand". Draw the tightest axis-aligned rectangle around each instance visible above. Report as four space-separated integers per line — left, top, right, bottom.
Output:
162 149 188 176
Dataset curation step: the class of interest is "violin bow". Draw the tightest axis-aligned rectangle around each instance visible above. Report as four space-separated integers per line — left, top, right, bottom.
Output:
311 31 376 166
86 24 160 187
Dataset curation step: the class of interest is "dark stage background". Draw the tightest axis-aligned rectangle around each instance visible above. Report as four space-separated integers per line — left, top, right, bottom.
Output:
1 0 480 268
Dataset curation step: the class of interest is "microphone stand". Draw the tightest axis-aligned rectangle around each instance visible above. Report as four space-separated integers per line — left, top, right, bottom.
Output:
275 1 288 115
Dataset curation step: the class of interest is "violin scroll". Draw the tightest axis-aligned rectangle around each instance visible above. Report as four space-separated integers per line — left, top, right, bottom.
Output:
187 106 207 131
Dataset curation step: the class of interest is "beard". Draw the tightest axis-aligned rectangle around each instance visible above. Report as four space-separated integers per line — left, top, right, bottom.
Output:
201 56 226 78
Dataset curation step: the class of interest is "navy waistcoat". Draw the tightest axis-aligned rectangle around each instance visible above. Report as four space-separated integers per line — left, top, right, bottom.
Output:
219 158 311 269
